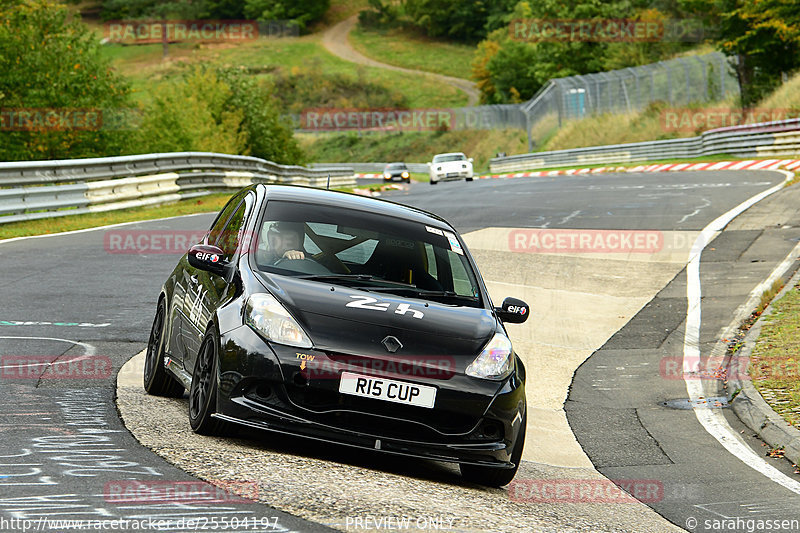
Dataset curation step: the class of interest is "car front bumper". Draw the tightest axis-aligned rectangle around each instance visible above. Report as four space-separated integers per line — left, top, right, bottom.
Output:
430 170 473 181
215 325 526 467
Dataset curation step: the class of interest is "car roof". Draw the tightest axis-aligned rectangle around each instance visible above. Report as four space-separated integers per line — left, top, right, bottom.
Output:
433 152 466 157
257 184 451 228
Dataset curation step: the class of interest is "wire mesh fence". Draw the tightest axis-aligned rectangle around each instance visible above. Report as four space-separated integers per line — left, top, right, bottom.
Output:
520 51 739 148
291 52 740 151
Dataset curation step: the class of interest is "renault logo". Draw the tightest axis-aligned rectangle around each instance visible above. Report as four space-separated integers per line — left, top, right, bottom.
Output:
381 336 403 353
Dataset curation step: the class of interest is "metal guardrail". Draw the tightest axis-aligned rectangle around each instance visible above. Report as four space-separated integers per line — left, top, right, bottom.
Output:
311 162 430 174
0 152 355 224
489 117 800 173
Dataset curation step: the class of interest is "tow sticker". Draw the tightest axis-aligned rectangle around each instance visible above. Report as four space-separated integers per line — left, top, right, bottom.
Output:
443 231 464 255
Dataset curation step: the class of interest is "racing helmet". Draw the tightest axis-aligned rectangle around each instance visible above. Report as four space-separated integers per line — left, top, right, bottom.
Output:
266 221 304 251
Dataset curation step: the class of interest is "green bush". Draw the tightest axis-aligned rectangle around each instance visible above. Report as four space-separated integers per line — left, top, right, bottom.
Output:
132 67 305 164
216 68 306 164
133 69 248 155
243 0 329 33
270 67 409 113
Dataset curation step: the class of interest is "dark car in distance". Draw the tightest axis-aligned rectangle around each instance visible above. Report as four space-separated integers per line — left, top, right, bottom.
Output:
143 184 530 486
383 162 411 183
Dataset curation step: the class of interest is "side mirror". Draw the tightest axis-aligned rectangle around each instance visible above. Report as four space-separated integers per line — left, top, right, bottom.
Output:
495 297 529 324
426 162 432 166
468 157 474 163
188 244 228 276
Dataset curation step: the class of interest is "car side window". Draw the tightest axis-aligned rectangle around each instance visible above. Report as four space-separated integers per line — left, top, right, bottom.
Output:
448 251 476 297
207 193 244 245
423 243 438 279
216 199 249 260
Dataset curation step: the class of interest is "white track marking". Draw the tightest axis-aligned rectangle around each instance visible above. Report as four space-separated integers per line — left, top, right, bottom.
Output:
0 336 96 356
0 212 213 246
683 170 800 494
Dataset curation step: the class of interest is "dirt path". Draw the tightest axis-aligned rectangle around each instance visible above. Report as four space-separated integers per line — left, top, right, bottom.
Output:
320 15 480 106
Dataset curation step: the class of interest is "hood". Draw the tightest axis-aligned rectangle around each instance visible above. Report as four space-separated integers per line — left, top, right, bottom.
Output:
255 272 496 358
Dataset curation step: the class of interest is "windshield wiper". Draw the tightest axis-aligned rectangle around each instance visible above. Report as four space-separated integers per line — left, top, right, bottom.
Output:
415 290 478 301
364 287 478 301
299 274 413 288
300 274 378 281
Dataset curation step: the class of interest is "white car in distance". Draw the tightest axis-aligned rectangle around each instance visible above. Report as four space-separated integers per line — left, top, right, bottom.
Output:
428 152 474 185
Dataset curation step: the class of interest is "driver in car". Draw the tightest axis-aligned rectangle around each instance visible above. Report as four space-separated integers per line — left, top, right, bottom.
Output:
266 221 306 262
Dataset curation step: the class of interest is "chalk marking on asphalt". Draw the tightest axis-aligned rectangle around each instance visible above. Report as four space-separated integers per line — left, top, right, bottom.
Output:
683 170 800 494
677 197 711 225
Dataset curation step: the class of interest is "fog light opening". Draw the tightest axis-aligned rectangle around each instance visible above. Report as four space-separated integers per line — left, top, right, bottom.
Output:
483 423 501 439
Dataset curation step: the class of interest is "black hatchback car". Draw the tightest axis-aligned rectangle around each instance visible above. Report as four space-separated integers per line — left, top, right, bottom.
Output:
144 184 529 486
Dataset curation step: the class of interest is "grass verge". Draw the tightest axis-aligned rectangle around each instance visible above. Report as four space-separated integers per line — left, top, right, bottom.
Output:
749 283 800 430
349 26 475 80
0 193 236 241
0 179 397 241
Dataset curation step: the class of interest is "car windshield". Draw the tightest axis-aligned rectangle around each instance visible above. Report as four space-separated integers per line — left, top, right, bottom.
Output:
433 154 466 163
386 163 407 170
253 200 481 306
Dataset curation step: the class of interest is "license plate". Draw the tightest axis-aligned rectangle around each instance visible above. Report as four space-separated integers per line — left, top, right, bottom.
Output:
446 173 459 178
339 372 436 408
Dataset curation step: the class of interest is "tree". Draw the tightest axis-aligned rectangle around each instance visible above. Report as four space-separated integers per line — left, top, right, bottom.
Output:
472 0 700 104
404 0 489 42
0 0 133 161
680 0 800 106
243 0 329 32
216 69 306 164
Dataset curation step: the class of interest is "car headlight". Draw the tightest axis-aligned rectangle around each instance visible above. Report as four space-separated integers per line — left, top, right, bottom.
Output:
466 332 513 380
245 293 312 348
401 171 409 178
384 172 390 178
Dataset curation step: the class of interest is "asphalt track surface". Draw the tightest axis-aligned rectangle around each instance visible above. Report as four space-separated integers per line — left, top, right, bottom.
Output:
2 170 799 532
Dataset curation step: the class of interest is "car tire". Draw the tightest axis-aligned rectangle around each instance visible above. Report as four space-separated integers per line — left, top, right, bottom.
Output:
143 298 184 398
404 178 410 184
460 412 526 487
430 180 438 185
189 328 227 435
466 177 473 182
